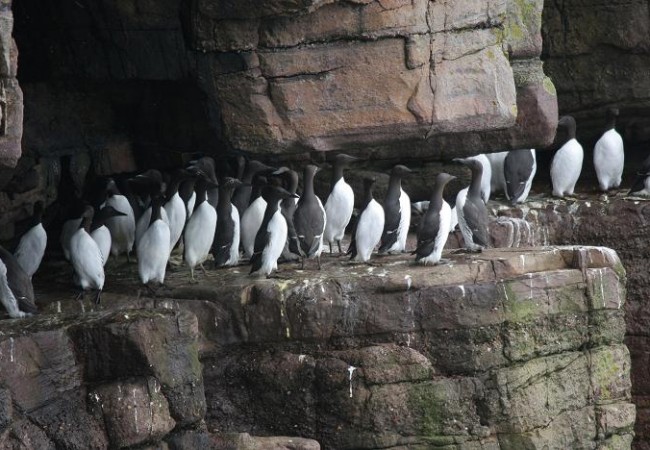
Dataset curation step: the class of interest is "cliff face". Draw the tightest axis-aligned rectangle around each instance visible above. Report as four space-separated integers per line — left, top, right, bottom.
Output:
12 245 632 449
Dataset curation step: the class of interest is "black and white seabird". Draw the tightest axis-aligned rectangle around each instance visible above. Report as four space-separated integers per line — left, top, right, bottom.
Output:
91 205 127 267
250 186 299 277
187 157 219 207
232 160 275 214
348 177 384 263
629 154 650 197
551 115 584 198
414 173 455 265
379 165 412 254
594 108 624 192
137 195 171 285
0 246 38 316
164 169 190 252
103 179 136 262
504 149 537 205
183 175 217 281
324 154 358 254
213 177 243 267
485 151 508 195
14 201 47 279
133 170 170 244
293 164 326 269
179 177 197 219
69 205 104 304
60 201 86 261
273 167 301 261
240 176 269 260
454 158 490 252
466 154 491 203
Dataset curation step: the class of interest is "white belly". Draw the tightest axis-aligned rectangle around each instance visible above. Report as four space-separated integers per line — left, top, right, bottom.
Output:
593 129 624 191
165 193 187 251
551 139 584 197
136 206 169 245
353 200 384 262
14 223 47 278
241 196 267 259
105 195 136 256
183 203 217 269
256 210 288 276
70 229 105 290
137 220 171 284
225 206 241 266
91 225 112 267
324 178 354 244
419 201 451 265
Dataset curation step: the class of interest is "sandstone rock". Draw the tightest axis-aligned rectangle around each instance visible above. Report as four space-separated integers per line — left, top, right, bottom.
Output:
90 377 176 449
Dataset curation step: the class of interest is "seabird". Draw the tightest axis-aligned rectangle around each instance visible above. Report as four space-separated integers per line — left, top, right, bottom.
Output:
293 164 326 269
454 158 490 252
240 176 269 260
60 201 85 261
348 177 384 263
504 149 537 205
466 154 491 203
324 154 358 254
250 186 299 277
629 154 650 196
137 195 171 286
14 201 47 279
69 205 104 304
594 108 624 192
90 205 127 267
187 157 219 207
183 175 217 281
414 173 455 265
273 167 301 261
379 165 412 254
232 160 275 214
212 177 243 267
551 115 584 198
485 151 508 195
0 246 38 316
164 169 190 252
133 170 170 245
103 179 136 262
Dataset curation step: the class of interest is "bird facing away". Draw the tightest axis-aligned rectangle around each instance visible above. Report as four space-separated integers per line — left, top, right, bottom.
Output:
324 153 358 254
594 108 624 192
629 154 650 197
137 196 171 285
348 177 384 263
103 179 136 262
14 201 47 279
454 158 490 252
293 164 326 269
250 186 299 277
504 149 537 205
379 165 412 254
91 205 127 267
414 173 456 265
0 246 38 316
183 175 217 281
213 177 243 267
69 205 104 304
551 115 583 198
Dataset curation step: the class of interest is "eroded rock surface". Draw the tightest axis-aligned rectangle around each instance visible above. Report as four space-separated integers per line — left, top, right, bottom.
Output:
22 244 634 449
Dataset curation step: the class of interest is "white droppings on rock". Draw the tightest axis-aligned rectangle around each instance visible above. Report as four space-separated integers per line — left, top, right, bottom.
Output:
298 354 306 364
9 337 14 363
459 285 466 298
405 275 412 290
56 301 61 313
348 366 356 398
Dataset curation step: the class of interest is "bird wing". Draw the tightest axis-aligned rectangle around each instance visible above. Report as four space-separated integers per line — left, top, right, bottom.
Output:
378 197 400 252
249 229 269 275
414 209 440 259
0 247 38 313
463 199 490 247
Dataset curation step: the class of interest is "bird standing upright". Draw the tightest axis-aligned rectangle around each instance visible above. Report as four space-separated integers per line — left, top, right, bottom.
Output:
103 179 136 262
14 201 47 279
90 205 127 266
250 186 299 277
414 173 455 265
69 205 104 304
232 160 275 213
551 116 583 198
164 169 189 252
594 108 624 192
348 177 384 263
0 246 38 316
379 165 412 254
183 175 217 281
323 154 357 254
454 158 490 252
212 177 243 267
137 195 171 286
293 164 326 269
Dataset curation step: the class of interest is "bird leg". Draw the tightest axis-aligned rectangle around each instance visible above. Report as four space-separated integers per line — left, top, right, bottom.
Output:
75 290 85 302
126 251 131 264
94 290 102 305
189 267 198 284
317 255 322 270
337 241 343 255
300 258 305 270
329 243 333 254
200 263 208 275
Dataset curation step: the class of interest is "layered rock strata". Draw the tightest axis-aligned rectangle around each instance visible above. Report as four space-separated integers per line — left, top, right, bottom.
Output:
28 245 635 449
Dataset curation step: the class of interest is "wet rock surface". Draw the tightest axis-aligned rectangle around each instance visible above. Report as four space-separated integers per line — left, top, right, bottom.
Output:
6 242 631 449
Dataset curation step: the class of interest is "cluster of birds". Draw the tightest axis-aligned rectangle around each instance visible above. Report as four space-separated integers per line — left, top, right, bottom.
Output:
0 107 644 319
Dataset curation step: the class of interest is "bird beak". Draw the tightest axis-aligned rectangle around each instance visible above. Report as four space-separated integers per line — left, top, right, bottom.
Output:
273 167 289 175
